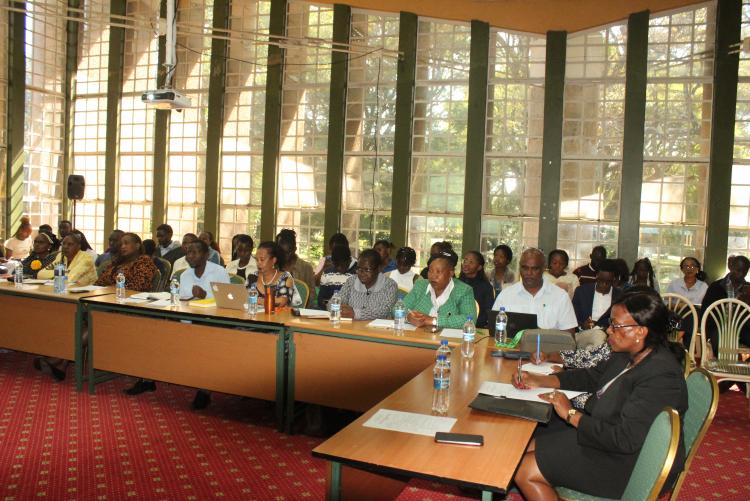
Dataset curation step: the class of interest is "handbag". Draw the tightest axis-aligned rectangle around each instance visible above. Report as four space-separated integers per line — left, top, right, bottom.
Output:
469 393 552 423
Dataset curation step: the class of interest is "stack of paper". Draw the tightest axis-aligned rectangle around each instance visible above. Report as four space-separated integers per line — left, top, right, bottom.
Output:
521 361 561 375
367 319 417 331
439 328 464 339
297 308 330 318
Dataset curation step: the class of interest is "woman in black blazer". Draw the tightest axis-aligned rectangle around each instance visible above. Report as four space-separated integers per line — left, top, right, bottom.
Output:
513 292 688 500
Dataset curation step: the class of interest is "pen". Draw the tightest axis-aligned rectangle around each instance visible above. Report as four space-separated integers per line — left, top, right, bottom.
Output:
517 357 523 387
536 333 541 365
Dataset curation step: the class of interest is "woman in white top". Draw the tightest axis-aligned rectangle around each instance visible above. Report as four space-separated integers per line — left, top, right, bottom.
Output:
666 256 708 305
225 234 258 280
385 246 419 292
543 249 580 300
4 216 33 259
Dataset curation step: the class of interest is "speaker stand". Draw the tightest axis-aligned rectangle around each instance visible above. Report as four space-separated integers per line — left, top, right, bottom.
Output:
71 199 77 231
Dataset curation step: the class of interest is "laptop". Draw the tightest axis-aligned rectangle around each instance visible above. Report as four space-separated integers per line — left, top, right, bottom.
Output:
487 310 538 339
211 282 249 310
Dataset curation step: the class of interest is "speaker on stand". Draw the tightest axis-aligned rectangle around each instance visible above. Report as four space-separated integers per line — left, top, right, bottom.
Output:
67 175 86 230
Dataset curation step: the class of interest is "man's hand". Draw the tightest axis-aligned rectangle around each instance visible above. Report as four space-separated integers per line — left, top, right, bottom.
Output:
192 285 207 299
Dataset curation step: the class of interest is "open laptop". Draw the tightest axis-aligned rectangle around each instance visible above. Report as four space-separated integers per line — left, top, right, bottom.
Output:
487 310 538 339
211 282 248 310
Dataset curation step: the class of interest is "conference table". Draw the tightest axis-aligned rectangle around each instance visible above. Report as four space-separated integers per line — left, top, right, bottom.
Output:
0 281 115 384
312 339 537 500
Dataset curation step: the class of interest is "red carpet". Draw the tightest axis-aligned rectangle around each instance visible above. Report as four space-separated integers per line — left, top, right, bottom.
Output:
0 351 747 500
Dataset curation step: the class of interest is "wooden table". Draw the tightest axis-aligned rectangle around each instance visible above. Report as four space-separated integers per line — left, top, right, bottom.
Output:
284 317 466 431
81 293 291 427
312 339 537 500
0 282 114 383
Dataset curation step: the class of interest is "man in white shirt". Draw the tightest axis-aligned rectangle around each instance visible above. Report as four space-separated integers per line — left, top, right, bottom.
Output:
492 248 578 332
178 240 230 299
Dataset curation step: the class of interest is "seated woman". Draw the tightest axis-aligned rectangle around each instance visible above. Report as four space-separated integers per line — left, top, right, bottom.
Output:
4 216 33 259
317 245 357 309
338 249 398 321
404 250 476 329
667 256 708 305
458 251 494 328
95 233 157 292
247 241 294 308
373 239 397 273
513 292 688 500
543 249 580 300
38 234 97 286
385 246 419 293
627 257 659 292
226 234 257 279
21 231 58 278
487 244 515 296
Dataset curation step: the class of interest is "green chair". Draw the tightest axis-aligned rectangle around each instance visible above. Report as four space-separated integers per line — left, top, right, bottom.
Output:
228 274 245 285
154 256 172 291
668 368 718 500
149 269 162 293
556 408 681 501
294 279 310 308
700 298 750 390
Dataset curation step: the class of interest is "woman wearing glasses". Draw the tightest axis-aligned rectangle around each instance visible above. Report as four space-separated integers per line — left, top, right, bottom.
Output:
513 292 688 501
666 256 708 305
338 249 398 321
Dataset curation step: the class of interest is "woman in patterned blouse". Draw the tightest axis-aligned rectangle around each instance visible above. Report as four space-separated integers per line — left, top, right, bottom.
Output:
95 232 157 292
21 231 58 277
247 241 294 307
338 249 398 320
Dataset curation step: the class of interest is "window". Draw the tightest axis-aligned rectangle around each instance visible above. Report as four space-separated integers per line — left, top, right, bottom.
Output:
70 0 110 251
639 5 713 286
165 0 213 238
558 23 627 271
480 29 545 269
728 1 750 260
219 0 270 257
276 1 333 260
340 10 399 250
118 0 159 236
408 19 470 267
23 0 67 229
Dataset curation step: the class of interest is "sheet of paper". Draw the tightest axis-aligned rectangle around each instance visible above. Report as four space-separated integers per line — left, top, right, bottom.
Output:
14 284 39 290
521 361 561 375
297 308 329 318
67 285 107 293
148 299 172 308
363 409 456 437
439 328 464 339
130 292 170 300
123 297 148 304
367 319 417 331
23 279 48 285
478 381 584 404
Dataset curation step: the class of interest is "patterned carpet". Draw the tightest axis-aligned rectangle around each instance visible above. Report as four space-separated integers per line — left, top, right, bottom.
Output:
0 351 747 500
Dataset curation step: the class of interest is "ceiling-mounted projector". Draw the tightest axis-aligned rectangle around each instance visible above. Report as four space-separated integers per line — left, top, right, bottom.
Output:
141 89 191 110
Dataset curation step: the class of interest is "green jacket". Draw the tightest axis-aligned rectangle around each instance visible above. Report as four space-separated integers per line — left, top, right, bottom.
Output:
403 278 477 329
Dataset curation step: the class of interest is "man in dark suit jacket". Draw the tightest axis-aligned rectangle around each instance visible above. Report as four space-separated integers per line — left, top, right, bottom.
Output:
572 259 622 329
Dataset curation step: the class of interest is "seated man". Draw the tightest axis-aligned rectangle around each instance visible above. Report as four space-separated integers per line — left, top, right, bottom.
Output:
171 233 200 277
572 245 607 285
156 223 184 264
572 258 623 330
178 240 231 299
95 229 124 270
492 248 578 333
701 254 750 354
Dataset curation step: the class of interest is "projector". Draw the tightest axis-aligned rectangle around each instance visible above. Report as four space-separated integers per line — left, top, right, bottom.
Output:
141 89 191 110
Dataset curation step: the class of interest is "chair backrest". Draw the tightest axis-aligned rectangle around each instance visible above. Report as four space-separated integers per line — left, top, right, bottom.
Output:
295 279 310 308
149 268 162 293
700 298 750 363
620 407 681 501
172 268 185 282
668 369 719 501
662 293 699 355
228 274 245 285
154 257 172 291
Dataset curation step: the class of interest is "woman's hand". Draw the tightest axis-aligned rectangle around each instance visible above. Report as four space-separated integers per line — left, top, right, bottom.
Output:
540 391 574 422
340 304 355 319
407 310 429 327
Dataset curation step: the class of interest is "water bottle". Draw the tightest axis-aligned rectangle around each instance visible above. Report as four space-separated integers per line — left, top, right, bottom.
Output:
393 299 406 334
115 272 126 302
169 278 180 307
53 262 66 294
329 291 342 326
461 315 476 359
431 354 450 415
247 287 259 315
495 307 508 346
13 260 23 287
437 339 451 368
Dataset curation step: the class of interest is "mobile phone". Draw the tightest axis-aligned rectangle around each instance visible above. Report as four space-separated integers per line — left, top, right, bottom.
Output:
434 432 484 446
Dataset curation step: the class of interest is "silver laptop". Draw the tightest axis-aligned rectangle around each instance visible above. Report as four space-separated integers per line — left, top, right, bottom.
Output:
211 282 248 310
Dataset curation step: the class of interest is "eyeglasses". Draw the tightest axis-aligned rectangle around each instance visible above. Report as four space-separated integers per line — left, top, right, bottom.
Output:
607 319 641 331
682 264 698 270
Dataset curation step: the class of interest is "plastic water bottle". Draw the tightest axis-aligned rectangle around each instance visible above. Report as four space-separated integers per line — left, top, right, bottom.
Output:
437 339 451 368
461 315 476 359
495 307 508 346
13 260 23 287
393 299 406 334
169 278 180 307
53 262 67 294
431 354 450 415
247 287 259 315
115 272 126 302
329 291 341 326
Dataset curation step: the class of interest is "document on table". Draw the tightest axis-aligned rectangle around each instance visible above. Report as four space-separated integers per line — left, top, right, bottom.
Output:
130 292 170 301
367 319 417 331
363 409 456 437
67 285 107 293
297 308 330 318
148 299 172 308
478 381 584 404
123 297 149 304
439 328 464 339
521 361 561 375
23 279 49 285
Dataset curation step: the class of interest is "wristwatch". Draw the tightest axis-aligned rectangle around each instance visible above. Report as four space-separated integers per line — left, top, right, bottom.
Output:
566 408 577 424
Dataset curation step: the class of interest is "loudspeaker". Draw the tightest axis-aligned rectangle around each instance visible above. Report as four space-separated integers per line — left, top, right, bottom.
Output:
67 175 85 200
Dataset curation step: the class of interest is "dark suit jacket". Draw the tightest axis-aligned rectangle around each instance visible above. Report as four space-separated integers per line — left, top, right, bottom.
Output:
162 246 186 265
572 284 623 328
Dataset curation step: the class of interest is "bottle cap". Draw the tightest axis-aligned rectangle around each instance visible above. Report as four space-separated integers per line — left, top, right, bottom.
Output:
500 306 505 311
440 339 448 345
437 354 446 361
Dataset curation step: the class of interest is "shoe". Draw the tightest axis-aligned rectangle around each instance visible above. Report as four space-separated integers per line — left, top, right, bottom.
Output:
38 359 66 381
192 390 211 410
33 357 42 371
124 379 156 395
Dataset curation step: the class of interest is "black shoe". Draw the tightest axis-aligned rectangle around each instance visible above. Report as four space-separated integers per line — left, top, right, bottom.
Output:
192 390 211 410
124 379 156 395
33 357 42 371
38 359 66 381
